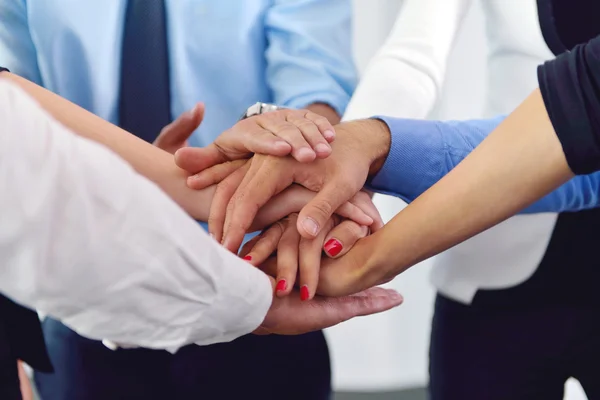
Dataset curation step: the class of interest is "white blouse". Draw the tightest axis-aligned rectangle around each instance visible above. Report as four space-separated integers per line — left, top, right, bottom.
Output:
345 0 557 304
0 79 272 352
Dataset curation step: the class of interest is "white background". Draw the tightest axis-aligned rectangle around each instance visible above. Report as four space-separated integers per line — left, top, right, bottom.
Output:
326 1 586 398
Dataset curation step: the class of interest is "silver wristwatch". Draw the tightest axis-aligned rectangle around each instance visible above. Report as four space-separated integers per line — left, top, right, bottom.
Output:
239 102 286 120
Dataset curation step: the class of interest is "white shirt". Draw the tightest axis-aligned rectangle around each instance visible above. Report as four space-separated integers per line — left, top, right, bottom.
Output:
0 79 272 352
345 0 556 303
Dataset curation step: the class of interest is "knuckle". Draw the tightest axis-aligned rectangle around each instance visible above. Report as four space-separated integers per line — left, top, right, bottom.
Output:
315 116 330 126
311 200 333 219
297 120 317 131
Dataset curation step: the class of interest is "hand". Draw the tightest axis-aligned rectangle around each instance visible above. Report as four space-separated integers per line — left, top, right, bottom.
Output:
177 119 391 252
241 191 383 300
243 185 377 236
18 361 34 400
174 108 336 171
255 276 403 335
256 232 387 298
153 103 204 154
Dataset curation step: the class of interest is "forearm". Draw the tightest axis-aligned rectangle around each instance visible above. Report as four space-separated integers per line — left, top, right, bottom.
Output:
0 71 212 220
368 114 600 213
370 89 573 277
0 80 272 348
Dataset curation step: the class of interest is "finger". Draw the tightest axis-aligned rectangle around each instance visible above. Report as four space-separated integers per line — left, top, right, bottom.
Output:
332 287 403 320
238 129 292 157
298 218 335 301
332 201 373 227
323 220 369 259
186 159 247 190
275 215 301 297
222 159 294 252
287 113 331 159
238 235 262 259
304 111 336 142
208 162 250 243
154 103 204 153
297 183 369 239
258 118 316 163
241 222 285 266
349 191 385 232
257 256 278 277
174 144 228 174
295 287 403 333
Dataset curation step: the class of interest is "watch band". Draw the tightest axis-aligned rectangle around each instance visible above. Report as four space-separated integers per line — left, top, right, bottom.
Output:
239 102 285 120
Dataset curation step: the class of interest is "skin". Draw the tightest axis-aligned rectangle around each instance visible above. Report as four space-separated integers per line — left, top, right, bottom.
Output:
177 88 575 297
0 71 400 343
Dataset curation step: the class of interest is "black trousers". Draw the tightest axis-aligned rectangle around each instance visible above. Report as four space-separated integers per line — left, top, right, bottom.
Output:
35 318 331 400
429 294 600 400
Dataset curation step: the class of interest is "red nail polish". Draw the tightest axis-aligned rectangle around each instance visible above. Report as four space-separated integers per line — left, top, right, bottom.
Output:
300 285 310 301
276 280 287 292
243 255 252 261
324 239 343 257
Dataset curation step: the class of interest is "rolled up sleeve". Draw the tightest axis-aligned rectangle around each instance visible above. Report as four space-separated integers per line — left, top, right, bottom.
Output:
264 0 357 115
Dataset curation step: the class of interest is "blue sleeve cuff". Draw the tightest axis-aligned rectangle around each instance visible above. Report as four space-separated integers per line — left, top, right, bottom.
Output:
365 116 446 202
283 91 351 117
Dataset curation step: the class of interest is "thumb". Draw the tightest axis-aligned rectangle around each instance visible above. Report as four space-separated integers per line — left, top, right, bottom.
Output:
154 103 205 151
322 287 403 325
297 183 356 239
174 144 228 173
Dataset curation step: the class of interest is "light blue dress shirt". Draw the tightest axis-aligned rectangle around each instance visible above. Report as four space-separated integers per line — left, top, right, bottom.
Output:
0 0 356 148
370 116 600 214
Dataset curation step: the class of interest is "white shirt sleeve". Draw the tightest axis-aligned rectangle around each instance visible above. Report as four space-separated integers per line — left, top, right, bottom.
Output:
0 80 272 352
343 0 472 120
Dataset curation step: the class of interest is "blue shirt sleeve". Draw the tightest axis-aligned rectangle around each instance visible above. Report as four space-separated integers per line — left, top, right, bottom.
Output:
367 116 600 214
0 0 42 84
264 0 357 115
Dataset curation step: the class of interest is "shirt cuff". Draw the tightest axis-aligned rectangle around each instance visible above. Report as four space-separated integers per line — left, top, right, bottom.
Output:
283 91 350 117
366 116 444 202
201 259 273 347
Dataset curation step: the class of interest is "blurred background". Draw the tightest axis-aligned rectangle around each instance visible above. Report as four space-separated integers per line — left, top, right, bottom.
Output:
330 1 587 399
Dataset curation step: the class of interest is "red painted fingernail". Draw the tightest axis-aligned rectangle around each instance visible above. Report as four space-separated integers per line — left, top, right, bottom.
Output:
276 280 287 292
243 255 252 261
300 285 310 301
324 239 343 257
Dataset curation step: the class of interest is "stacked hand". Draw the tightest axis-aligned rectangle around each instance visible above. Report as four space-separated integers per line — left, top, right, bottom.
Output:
162 106 399 335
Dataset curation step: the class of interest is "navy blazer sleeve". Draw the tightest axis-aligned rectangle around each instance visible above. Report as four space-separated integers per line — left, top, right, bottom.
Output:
538 34 600 174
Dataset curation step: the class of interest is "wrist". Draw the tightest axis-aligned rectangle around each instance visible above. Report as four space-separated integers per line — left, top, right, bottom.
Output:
334 119 391 177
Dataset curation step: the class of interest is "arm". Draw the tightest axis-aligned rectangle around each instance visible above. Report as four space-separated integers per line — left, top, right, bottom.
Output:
0 79 272 349
0 70 213 220
368 115 600 213
264 0 356 121
343 0 472 120
320 34 600 296
0 79 402 348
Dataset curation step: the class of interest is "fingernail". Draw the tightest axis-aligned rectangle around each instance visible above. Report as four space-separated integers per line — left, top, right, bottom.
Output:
187 104 198 118
324 238 343 257
301 217 319 236
209 233 216 240
300 285 310 301
297 147 316 161
324 130 335 140
314 143 331 155
276 279 287 292
274 141 291 152
390 292 403 303
243 255 252 261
